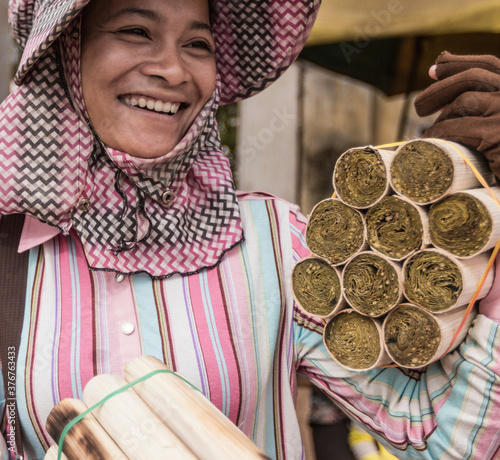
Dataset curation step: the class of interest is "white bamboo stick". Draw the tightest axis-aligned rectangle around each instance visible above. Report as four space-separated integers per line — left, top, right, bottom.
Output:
383 303 477 369
403 248 494 313
390 138 495 205
82 372 197 459
292 256 347 319
45 398 128 460
124 356 270 460
333 146 394 209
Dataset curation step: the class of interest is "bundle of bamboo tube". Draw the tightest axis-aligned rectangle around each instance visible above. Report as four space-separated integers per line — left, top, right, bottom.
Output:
44 356 270 460
292 138 497 370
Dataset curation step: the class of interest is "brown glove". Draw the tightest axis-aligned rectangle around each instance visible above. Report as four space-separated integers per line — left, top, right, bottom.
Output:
414 51 500 179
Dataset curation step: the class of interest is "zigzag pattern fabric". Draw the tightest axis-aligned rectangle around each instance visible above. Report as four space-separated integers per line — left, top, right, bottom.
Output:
3 0 321 277
9 0 321 103
212 0 321 104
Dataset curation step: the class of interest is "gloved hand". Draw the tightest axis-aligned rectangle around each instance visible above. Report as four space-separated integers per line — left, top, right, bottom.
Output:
414 51 500 179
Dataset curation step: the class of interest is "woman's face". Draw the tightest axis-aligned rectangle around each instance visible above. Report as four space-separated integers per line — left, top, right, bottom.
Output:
81 0 216 158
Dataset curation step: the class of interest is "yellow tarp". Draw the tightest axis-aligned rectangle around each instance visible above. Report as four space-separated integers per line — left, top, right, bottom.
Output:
308 0 500 45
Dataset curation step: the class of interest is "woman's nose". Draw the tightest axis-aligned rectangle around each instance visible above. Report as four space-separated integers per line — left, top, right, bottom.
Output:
140 47 190 86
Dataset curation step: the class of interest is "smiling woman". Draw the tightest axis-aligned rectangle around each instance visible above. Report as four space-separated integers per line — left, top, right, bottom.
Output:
81 0 216 158
1 0 500 459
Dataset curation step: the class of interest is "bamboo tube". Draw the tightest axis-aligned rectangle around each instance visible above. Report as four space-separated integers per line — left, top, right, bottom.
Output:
323 309 392 371
342 251 403 317
390 138 495 205
403 249 494 313
82 373 197 459
291 256 346 318
383 303 477 369
306 198 367 266
333 146 394 209
365 195 429 261
44 445 69 460
124 356 270 460
45 398 127 460
428 187 500 258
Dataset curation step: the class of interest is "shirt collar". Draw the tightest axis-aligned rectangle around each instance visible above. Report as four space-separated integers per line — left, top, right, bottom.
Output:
19 215 60 252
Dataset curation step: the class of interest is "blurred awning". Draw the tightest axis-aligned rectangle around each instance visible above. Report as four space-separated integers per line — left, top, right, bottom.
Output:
301 0 500 96
307 0 500 45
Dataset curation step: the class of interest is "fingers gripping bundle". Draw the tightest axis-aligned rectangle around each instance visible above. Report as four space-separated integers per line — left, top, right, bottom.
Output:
415 52 500 179
292 138 498 371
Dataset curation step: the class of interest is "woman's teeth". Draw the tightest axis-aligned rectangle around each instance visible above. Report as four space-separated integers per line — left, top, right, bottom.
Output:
123 97 180 114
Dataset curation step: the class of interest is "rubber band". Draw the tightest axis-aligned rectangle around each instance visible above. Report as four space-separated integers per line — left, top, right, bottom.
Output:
56 368 200 460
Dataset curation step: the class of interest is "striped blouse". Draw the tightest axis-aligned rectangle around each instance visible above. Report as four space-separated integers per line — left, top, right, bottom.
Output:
1 193 500 459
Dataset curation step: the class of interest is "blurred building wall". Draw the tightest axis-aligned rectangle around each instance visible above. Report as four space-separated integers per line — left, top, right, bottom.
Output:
0 0 17 101
236 60 436 214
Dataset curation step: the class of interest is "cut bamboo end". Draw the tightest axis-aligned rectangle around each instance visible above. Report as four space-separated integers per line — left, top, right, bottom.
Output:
403 249 494 313
333 146 394 209
124 356 270 460
82 373 197 460
306 198 367 266
291 256 346 318
365 195 429 261
383 303 477 369
323 309 392 371
342 251 403 317
390 139 495 205
429 187 500 258
45 398 127 460
44 445 69 460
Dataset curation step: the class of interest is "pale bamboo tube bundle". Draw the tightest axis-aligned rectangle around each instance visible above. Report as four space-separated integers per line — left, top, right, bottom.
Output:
333 146 394 209
390 138 495 205
365 195 429 261
291 256 346 318
323 309 392 371
429 187 500 258
342 251 403 317
124 356 270 460
383 303 477 369
403 249 494 314
44 446 69 460
306 198 367 265
45 398 127 460
82 373 197 459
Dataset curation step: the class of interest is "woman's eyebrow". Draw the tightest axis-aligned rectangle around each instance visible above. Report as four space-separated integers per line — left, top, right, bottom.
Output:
105 9 212 32
106 7 162 23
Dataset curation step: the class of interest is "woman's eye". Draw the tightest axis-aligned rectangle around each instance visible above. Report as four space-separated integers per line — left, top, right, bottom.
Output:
118 28 149 38
186 41 213 53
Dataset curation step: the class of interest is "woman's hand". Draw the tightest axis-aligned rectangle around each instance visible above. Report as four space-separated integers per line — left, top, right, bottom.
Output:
414 52 500 179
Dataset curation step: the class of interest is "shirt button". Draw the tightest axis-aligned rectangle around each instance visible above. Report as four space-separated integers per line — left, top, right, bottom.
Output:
121 322 135 335
115 273 125 283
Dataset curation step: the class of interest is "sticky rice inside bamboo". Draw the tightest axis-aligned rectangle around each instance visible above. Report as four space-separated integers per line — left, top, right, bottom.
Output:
333 147 393 209
403 249 493 313
383 303 476 369
429 187 500 258
390 138 495 205
292 257 345 318
323 309 391 371
306 198 366 265
342 251 402 317
365 195 428 261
